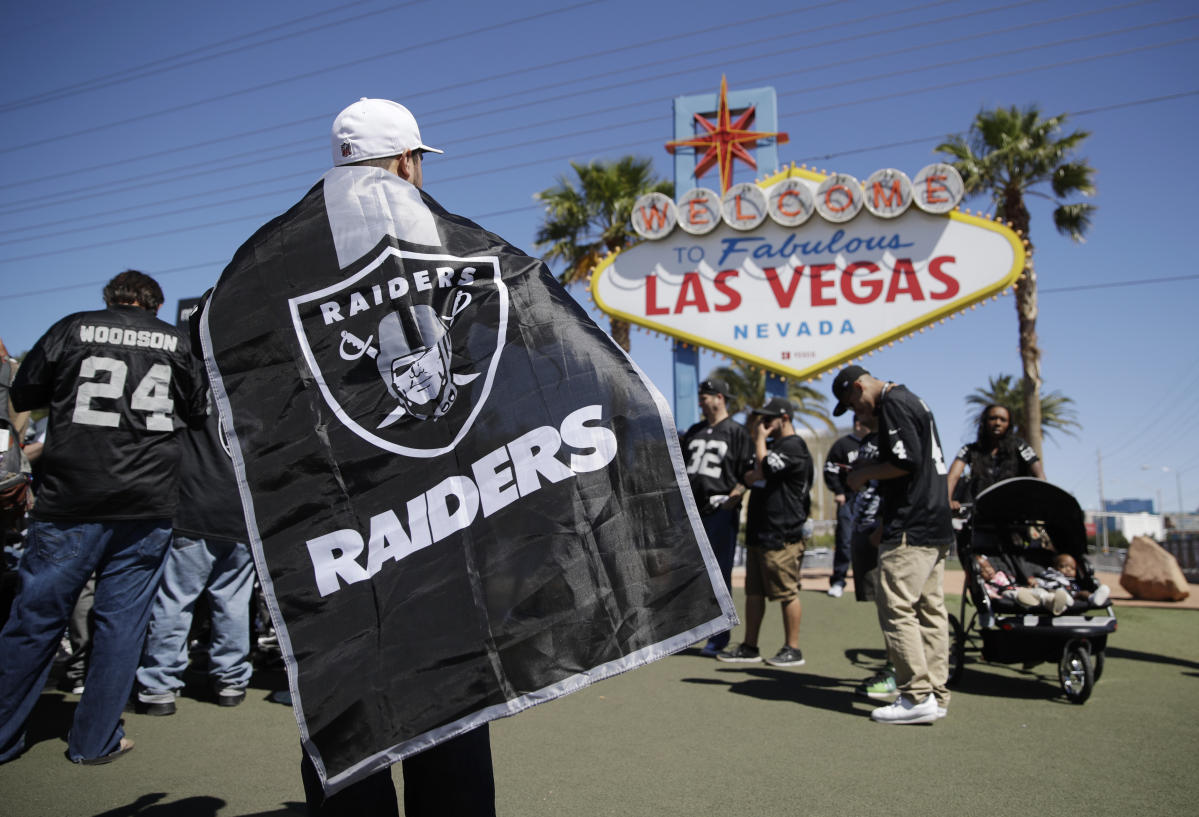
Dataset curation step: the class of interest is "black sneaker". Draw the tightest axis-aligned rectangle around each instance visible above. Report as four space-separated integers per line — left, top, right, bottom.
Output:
765 646 805 667
137 690 176 716
715 644 762 663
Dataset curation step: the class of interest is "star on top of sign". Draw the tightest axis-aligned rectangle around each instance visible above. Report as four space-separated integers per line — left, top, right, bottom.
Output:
665 75 790 194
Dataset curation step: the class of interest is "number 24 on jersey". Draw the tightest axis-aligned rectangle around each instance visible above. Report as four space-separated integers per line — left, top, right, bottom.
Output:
72 355 175 431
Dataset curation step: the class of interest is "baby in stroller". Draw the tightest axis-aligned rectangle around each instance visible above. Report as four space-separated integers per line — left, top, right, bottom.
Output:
974 554 1067 613
1039 553 1111 608
975 554 1017 600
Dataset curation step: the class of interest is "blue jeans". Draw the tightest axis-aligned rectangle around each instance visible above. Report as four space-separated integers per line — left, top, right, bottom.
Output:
701 506 740 651
0 519 170 762
830 500 854 585
137 536 255 693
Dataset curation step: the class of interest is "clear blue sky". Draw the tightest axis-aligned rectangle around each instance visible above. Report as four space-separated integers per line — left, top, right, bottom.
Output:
2 0 1196 513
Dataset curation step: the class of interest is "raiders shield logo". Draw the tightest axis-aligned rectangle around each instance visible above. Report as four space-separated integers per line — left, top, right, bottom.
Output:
289 247 508 457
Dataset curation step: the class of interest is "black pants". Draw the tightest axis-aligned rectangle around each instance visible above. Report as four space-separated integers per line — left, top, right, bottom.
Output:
831 500 855 584
302 724 496 817
850 526 880 602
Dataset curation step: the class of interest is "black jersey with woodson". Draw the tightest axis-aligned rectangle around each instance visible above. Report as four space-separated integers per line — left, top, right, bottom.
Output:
11 304 205 522
680 417 753 513
875 384 953 547
745 434 813 548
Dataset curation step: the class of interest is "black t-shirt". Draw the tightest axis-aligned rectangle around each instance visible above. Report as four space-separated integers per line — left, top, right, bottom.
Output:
680 416 753 513
850 432 881 531
174 389 250 542
954 437 1039 502
876 384 953 547
746 433 813 548
11 305 205 521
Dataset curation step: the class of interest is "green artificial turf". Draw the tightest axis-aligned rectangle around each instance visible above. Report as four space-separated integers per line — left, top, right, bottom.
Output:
3 588 1195 816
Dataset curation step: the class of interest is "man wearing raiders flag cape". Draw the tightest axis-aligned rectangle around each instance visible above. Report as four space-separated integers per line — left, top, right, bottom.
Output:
197 98 736 813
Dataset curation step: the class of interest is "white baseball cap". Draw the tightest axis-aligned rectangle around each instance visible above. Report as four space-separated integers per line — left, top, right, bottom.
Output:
331 98 444 167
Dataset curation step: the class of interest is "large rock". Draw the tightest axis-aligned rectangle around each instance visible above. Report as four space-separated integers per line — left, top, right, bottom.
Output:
1120 536 1191 601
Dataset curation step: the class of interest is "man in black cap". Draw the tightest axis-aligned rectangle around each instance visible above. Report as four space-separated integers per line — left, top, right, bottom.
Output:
680 378 753 656
832 365 953 725
717 397 812 667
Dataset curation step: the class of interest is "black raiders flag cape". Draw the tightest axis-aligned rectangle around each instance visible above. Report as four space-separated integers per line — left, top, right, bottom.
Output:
198 166 736 794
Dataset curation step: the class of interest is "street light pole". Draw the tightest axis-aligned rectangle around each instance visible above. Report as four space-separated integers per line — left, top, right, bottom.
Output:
1142 464 1187 532
1098 449 1108 553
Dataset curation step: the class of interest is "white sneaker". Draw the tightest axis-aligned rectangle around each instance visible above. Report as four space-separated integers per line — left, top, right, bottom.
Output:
1091 584 1110 606
827 582 844 598
936 705 947 719
1051 588 1072 615
870 694 938 724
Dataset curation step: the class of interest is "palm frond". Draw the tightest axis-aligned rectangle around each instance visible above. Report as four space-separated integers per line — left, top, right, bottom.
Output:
533 156 672 350
965 373 1081 440
706 362 834 433
1053 202 1096 243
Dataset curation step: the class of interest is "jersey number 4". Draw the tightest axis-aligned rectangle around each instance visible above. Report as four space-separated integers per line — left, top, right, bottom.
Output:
72 356 174 431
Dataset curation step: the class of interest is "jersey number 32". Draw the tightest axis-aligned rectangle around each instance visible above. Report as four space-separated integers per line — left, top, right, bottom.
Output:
686 439 728 479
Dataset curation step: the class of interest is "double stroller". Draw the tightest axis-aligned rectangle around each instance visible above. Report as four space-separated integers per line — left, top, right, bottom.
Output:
949 477 1116 704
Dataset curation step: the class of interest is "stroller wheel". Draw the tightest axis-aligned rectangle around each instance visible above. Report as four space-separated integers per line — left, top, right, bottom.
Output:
947 614 965 686
1059 639 1094 704
1092 650 1105 682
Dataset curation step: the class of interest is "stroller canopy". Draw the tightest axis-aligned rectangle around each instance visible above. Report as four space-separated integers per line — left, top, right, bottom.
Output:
972 477 1087 557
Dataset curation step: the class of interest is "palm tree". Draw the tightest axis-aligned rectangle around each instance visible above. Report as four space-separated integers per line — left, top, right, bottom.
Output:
965 373 1080 442
707 360 834 434
937 106 1095 460
534 157 672 351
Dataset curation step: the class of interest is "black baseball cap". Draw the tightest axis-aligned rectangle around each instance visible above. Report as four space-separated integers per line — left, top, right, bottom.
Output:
831 365 870 416
750 396 794 418
699 378 729 397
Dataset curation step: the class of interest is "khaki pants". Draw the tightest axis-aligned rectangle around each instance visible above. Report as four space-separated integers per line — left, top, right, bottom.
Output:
876 536 950 707
744 540 805 602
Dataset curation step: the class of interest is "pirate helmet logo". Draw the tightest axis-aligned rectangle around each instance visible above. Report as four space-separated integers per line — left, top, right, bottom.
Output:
289 247 508 458
375 295 479 426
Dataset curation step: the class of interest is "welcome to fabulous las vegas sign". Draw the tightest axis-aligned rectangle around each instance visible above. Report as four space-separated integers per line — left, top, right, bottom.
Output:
588 81 1025 383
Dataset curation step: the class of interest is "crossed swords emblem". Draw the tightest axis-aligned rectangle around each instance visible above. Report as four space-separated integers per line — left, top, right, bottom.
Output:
338 330 377 361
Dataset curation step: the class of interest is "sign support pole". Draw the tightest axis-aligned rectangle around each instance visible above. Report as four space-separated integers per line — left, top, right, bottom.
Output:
668 81 783 427
765 372 788 400
672 342 699 428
